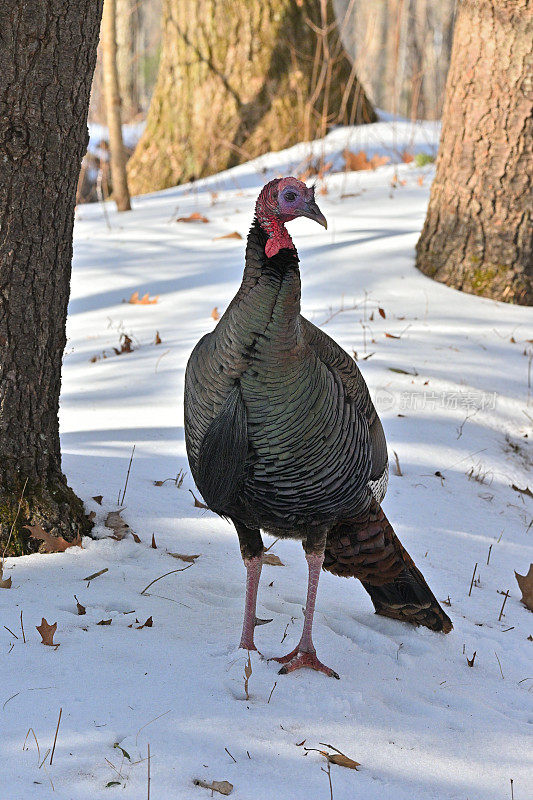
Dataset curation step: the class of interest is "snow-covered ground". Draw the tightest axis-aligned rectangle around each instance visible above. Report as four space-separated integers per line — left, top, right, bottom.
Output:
2 121 532 800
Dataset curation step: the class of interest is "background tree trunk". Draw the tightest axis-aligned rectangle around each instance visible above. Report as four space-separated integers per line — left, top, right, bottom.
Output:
116 0 140 122
128 0 376 194
416 0 532 305
102 0 132 211
0 0 103 555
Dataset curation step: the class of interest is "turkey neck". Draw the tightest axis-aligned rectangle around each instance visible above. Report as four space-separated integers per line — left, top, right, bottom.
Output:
231 220 302 353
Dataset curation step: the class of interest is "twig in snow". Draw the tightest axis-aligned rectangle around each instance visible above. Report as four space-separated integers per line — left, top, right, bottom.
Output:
20 610 25 643
392 450 402 477
510 778 514 800
498 590 510 621
468 563 478 597
120 445 136 506
83 567 109 582
321 759 334 800
147 743 151 800
49 707 62 765
267 682 278 704
495 651 504 679
224 747 237 763
140 564 193 595
487 544 492 565
4 625 18 639
135 710 171 746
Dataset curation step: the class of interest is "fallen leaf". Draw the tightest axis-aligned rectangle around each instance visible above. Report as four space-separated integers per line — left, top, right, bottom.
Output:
511 484 533 499
343 149 389 172
106 781 121 788
211 307 220 321
97 618 112 626
176 211 209 223
326 752 361 770
132 533 141 543
296 740 306 747
154 331 162 345
189 490 208 509
388 367 418 375
262 553 284 566
136 616 153 629
0 565 12 589
113 743 131 760
467 651 476 667
128 291 159 305
193 779 233 795
112 334 134 354
168 552 200 563
88 510 96 521
92 495 103 505
401 150 414 163
213 231 243 240
36 618 58 646
26 524 81 553
385 332 400 339
515 564 533 611
105 510 131 541
151 533 157 549
378 307 386 318
74 596 86 615
417 175 425 186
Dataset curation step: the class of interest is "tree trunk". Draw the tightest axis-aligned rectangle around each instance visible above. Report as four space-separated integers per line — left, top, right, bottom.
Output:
128 0 376 194
0 1 103 555
116 0 139 122
102 0 132 211
416 0 532 305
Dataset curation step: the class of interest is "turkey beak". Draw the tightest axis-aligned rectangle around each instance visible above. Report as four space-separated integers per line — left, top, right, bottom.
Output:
301 200 328 229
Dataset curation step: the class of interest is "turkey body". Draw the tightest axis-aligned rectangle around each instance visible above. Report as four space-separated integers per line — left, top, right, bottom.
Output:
185 211 452 652
185 222 387 535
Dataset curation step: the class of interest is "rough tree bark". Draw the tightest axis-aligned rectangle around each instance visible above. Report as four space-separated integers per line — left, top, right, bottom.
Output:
102 0 132 211
0 1 104 555
416 0 532 305
128 0 376 194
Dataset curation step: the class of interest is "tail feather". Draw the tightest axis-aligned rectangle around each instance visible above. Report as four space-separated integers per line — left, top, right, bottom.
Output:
324 501 452 634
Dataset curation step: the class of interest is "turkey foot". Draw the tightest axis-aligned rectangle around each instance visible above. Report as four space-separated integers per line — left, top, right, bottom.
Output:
274 648 339 679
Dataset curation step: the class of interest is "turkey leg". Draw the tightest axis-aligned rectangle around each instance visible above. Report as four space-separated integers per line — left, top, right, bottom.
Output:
235 521 264 652
274 529 339 678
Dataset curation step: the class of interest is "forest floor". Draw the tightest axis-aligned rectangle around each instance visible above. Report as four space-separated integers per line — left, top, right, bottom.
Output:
2 120 532 800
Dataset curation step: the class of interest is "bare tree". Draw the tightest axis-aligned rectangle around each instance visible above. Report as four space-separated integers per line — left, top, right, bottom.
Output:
102 0 132 211
0 1 103 554
416 0 532 304
128 0 375 194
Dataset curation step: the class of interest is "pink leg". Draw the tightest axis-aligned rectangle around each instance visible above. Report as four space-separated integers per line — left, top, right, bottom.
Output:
273 551 339 678
239 555 262 651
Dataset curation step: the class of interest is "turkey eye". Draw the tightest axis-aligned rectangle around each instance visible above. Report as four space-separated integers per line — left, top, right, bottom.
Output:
284 191 296 202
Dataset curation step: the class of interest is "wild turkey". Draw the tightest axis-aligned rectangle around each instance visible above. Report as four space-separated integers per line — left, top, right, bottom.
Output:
184 177 452 678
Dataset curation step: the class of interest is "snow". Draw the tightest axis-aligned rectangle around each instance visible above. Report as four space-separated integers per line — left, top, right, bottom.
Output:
2 120 532 800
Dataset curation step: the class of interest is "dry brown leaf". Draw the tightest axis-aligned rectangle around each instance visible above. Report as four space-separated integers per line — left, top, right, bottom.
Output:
88 510 96 522
112 334 134 354
151 533 157 549
295 739 306 747
136 616 153 629
75 596 86 615
262 553 284 566
467 651 476 667
401 150 414 163
213 231 243 240
343 149 390 172
326 752 361 770
154 331 162 345
128 291 159 305
168 552 200 563
515 564 533 611
36 618 58 646
26 524 81 553
189 490 208 509
193 779 233 796
378 307 386 319
0 564 12 589
176 211 209 223
417 175 425 186
97 618 112 626
132 532 141 543
211 307 220 321
385 332 400 339
105 510 131 541
92 495 103 505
